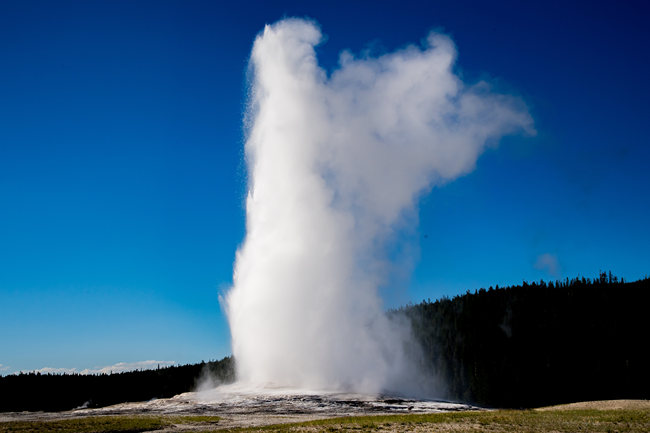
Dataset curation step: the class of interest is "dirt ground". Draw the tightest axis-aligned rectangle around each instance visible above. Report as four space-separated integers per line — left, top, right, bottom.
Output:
535 399 650 411
0 389 476 428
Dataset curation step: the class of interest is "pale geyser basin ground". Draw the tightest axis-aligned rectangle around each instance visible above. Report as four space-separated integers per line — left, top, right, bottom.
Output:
0 384 478 428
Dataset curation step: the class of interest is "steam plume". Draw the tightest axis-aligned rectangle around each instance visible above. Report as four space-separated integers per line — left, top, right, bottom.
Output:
225 18 533 395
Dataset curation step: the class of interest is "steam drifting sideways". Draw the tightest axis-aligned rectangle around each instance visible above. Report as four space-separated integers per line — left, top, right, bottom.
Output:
225 19 534 396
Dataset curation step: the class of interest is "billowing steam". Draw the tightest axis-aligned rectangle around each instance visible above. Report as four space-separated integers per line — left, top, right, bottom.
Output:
225 18 533 395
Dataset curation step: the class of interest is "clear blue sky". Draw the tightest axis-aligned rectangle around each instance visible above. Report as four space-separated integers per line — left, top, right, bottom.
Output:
1 0 649 374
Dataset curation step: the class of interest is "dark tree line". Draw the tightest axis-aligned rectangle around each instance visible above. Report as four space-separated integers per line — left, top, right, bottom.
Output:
0 356 234 412
399 273 650 408
2 274 648 412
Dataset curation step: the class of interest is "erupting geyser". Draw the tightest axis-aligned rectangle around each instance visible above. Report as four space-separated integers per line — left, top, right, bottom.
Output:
225 18 533 396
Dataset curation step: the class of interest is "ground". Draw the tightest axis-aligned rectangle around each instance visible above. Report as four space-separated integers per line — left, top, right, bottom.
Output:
1 399 648 432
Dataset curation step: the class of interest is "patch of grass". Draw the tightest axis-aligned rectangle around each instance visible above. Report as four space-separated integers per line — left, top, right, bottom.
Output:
0 415 221 433
229 409 650 433
0 416 167 433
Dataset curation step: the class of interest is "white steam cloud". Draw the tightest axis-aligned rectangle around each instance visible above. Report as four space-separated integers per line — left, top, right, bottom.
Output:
225 19 533 395
535 253 561 277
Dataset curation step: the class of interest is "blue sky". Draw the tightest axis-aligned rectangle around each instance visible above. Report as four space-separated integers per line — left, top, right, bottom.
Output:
1 0 649 374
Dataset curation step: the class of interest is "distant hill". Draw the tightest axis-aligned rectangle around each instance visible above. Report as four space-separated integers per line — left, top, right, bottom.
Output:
400 273 650 407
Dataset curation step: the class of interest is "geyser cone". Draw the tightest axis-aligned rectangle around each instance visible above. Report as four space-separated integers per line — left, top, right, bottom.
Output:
225 18 533 396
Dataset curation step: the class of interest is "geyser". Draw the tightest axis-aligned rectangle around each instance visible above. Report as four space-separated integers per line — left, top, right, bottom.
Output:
225 18 533 395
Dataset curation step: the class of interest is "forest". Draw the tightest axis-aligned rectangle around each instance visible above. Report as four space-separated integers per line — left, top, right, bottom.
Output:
0 357 234 412
1 273 648 411
400 272 649 407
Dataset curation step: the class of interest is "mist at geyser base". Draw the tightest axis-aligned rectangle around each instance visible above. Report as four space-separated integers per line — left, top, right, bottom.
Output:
224 18 533 397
